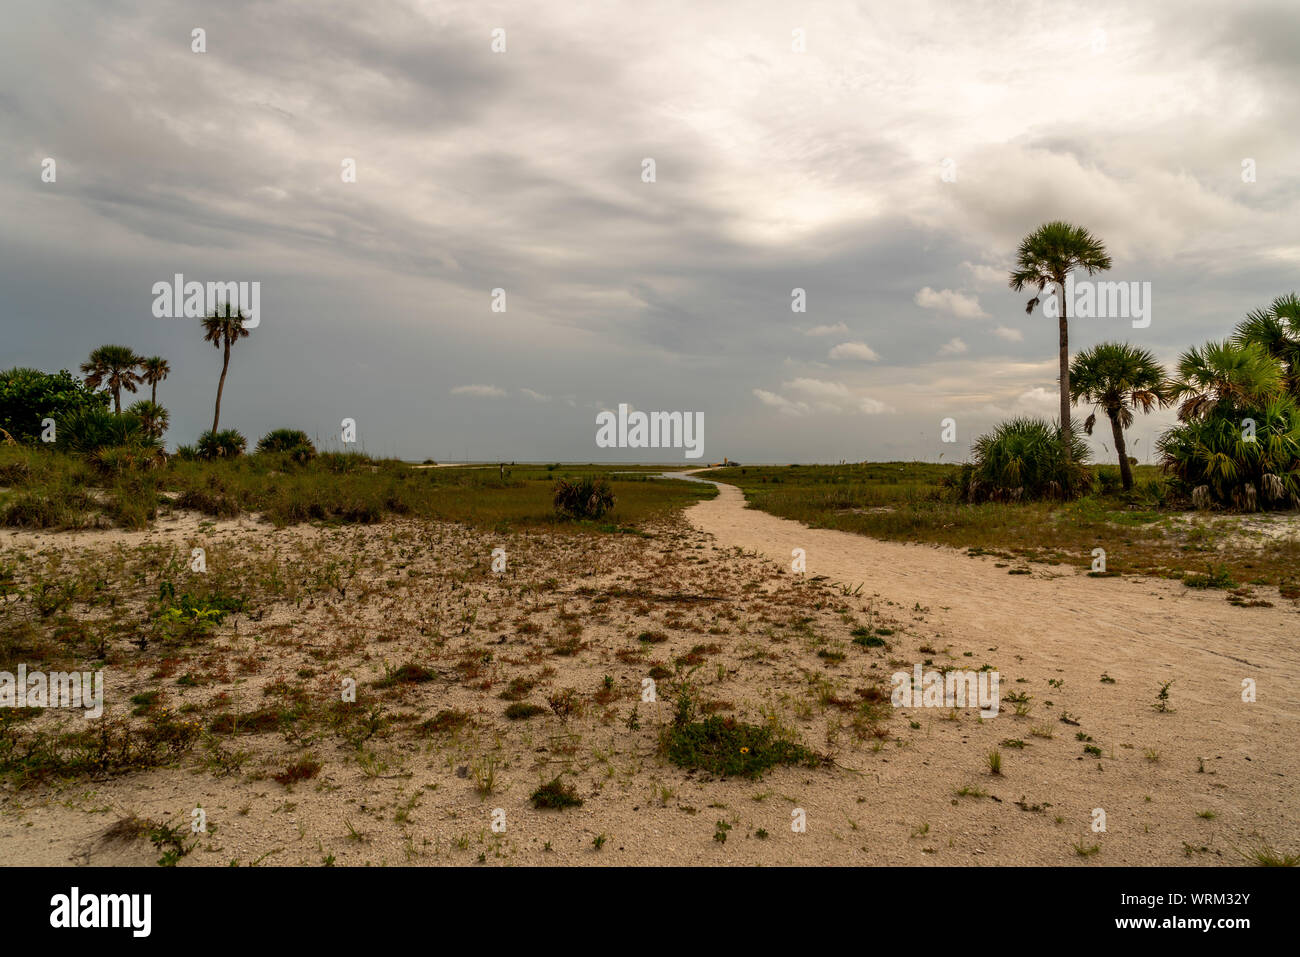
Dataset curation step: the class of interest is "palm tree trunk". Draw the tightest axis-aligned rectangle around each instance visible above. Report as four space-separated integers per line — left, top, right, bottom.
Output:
212 340 230 433
1058 277 1072 461
151 382 157 404
112 387 121 414
1109 409 1133 490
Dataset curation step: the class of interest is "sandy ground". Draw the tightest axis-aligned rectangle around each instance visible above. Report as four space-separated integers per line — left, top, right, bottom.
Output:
0 482 1296 867
681 478 1300 864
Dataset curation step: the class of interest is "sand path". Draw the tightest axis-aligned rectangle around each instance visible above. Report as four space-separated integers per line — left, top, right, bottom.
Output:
679 475 1299 862
684 479 1299 689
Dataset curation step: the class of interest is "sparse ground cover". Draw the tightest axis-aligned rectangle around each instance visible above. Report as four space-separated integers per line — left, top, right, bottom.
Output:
1 473 1295 865
709 463 1300 596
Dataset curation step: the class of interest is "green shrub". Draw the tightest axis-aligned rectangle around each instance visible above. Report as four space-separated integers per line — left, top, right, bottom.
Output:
88 441 165 477
1156 395 1300 509
196 429 247 460
955 418 1093 502
56 407 146 453
553 476 615 519
256 428 316 464
1 485 95 529
108 474 160 529
505 702 546 720
659 684 818 778
0 368 108 444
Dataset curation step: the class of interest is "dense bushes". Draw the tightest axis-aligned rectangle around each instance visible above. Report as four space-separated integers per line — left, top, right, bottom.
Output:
1156 394 1300 509
0 368 109 444
53 406 148 454
1156 337 1300 509
256 428 316 464
196 429 247 459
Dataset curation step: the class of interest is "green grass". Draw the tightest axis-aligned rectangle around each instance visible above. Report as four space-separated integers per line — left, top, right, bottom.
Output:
659 685 820 778
529 775 583 809
708 462 1300 591
0 446 716 532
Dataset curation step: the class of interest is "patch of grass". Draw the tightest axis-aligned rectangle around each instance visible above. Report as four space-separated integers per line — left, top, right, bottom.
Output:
504 702 546 721
1182 565 1237 590
1236 839 1299 867
660 687 818 779
986 748 1002 775
373 663 435 688
273 757 322 786
530 775 583 809
851 627 885 648
418 709 470 734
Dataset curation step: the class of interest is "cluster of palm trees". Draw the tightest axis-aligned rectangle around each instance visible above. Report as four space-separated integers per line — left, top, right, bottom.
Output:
79 345 170 438
1008 221 1300 506
78 302 253 443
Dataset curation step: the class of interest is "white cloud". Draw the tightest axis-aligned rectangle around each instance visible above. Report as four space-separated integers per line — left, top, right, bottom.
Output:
992 325 1024 342
858 396 892 415
451 384 507 398
783 377 852 399
758 378 895 417
961 261 1006 287
752 388 810 417
1017 387 1057 408
914 287 990 319
520 388 551 402
804 322 849 337
828 341 880 361
939 337 968 355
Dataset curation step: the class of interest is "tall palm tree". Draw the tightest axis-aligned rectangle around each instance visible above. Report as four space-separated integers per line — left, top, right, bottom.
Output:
1169 339 1283 422
1009 222 1113 459
80 344 142 413
1069 342 1169 490
1232 292 1300 397
139 356 171 404
202 302 252 433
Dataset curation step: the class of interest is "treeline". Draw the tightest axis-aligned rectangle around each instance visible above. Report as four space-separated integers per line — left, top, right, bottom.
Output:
961 221 1300 511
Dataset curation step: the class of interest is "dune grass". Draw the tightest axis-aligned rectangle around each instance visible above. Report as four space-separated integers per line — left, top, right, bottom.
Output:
0 445 714 533
708 462 1300 593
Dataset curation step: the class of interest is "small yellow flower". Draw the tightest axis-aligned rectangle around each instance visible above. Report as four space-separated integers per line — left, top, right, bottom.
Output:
740 747 749 754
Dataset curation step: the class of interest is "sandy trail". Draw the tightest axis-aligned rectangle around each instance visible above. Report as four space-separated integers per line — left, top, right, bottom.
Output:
685 480 1300 688
682 476 1300 863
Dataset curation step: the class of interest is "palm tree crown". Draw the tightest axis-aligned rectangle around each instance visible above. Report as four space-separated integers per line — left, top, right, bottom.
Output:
1232 292 1300 397
139 356 171 404
80 344 142 413
126 399 169 440
1170 339 1283 422
1069 342 1169 489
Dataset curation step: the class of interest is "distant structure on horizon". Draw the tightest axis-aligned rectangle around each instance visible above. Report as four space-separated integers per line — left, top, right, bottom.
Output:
706 457 740 467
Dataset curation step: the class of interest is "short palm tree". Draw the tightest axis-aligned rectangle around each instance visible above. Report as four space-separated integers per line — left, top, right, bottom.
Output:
1169 339 1283 422
126 399 169 440
139 356 171 404
1232 292 1300 397
202 303 252 433
1009 222 1113 459
80 344 142 413
1069 342 1169 490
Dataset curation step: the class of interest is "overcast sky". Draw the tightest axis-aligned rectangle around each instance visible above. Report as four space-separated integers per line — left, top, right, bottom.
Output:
3 0 1297 463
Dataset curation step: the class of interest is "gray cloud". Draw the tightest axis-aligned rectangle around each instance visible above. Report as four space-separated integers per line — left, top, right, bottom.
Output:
2 0 1296 463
